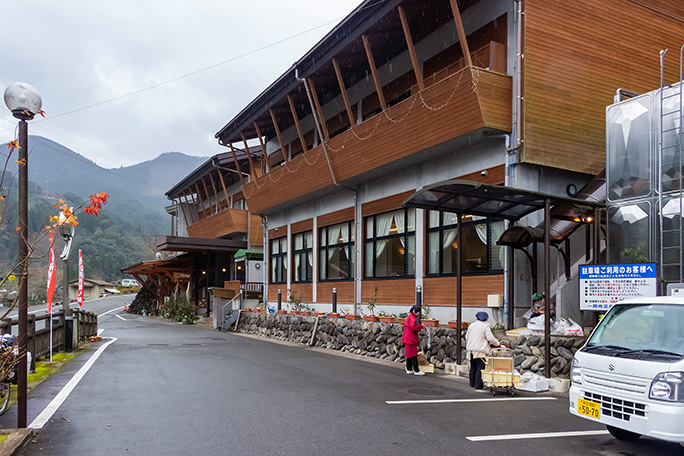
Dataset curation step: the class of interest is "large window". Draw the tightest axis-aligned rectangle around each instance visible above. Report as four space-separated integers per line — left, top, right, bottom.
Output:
319 221 354 281
270 237 287 284
427 211 504 275
364 208 415 278
293 231 313 283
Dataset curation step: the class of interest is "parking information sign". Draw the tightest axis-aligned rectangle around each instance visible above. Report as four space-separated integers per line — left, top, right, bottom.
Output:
579 263 657 311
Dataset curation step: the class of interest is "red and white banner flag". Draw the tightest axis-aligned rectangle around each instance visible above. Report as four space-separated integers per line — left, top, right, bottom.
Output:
77 249 84 307
46 233 55 314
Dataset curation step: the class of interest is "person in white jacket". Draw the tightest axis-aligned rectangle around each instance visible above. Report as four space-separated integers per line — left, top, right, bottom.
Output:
465 311 500 389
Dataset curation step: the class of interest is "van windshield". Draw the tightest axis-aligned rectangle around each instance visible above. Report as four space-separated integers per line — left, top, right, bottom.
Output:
584 303 684 360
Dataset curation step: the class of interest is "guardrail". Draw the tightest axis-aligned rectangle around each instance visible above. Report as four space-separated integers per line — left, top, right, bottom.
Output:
0 308 97 368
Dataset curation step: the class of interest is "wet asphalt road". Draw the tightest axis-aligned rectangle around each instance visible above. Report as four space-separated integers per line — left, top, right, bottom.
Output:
2 296 682 455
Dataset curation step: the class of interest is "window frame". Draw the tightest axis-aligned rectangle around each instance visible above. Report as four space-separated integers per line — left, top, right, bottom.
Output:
364 208 416 279
318 221 355 282
269 237 288 284
426 211 505 276
292 231 313 283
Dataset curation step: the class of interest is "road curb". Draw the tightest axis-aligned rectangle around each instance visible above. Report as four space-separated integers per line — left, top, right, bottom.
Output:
0 428 34 456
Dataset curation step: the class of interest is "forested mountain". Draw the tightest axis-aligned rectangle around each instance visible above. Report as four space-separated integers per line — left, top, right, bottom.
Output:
0 137 208 302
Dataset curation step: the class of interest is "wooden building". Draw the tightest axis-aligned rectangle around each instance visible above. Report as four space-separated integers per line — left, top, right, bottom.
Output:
207 0 684 324
130 151 265 313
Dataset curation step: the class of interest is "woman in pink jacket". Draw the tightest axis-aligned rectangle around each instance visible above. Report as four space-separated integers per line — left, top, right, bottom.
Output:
402 305 425 375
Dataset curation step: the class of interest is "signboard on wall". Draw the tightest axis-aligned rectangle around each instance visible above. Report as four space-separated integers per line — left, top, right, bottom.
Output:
579 263 657 311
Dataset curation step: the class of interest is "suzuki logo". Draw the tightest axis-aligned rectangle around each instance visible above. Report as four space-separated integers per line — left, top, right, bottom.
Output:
608 364 615 371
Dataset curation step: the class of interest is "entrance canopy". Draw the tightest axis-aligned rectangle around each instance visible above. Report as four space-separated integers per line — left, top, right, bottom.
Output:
402 179 604 377
402 180 602 221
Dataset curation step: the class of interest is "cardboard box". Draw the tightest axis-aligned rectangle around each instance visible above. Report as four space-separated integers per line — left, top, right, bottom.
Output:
481 370 523 387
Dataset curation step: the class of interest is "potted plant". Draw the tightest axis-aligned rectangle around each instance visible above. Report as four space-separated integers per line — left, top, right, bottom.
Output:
327 312 341 318
422 318 439 327
398 312 408 324
244 308 253 312
363 285 378 322
448 320 469 329
341 307 359 320
378 311 396 324
315 311 326 317
277 309 288 315
288 290 304 315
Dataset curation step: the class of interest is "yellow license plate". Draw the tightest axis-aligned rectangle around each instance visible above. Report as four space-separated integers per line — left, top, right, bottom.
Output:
578 398 601 419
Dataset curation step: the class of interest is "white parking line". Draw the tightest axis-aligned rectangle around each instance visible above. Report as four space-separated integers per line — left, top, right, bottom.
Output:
467 430 610 442
386 397 557 405
115 314 127 321
29 337 117 430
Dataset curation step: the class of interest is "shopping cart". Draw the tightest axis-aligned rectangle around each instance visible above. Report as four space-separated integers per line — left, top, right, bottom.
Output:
481 348 522 396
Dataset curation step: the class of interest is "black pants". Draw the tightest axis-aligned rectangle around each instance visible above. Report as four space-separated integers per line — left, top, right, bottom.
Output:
406 356 420 372
469 355 486 389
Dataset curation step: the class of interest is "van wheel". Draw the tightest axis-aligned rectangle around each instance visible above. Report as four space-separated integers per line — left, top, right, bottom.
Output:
606 425 641 441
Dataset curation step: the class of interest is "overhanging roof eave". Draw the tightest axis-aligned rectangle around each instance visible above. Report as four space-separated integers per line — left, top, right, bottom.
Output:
214 0 404 144
402 179 604 221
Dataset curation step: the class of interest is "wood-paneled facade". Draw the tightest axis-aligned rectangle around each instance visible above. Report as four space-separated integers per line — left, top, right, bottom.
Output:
523 0 684 174
209 0 684 321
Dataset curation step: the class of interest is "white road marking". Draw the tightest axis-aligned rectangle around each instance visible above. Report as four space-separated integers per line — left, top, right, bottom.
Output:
97 328 104 336
386 397 557 405
98 306 124 317
467 430 610 442
115 314 127 321
29 337 118 430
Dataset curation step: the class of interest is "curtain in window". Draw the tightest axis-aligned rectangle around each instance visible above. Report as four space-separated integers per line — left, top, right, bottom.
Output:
272 259 277 282
490 220 505 269
294 254 300 281
428 231 440 274
374 212 394 258
472 216 488 245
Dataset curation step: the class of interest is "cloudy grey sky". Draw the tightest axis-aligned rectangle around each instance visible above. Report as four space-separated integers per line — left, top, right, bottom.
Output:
1 0 361 168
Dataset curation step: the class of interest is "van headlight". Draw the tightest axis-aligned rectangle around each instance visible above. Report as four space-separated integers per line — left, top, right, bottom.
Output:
649 372 684 402
571 358 582 385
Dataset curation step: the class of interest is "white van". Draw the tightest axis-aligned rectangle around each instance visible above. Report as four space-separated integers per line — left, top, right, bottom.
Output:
569 296 684 443
121 279 139 287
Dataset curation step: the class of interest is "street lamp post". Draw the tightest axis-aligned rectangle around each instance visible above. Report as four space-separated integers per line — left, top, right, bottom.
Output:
4 82 42 428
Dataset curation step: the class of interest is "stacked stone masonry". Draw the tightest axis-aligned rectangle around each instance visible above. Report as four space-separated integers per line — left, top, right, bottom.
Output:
236 312 585 378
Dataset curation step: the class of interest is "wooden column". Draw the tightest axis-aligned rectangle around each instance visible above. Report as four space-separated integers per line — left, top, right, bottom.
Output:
194 184 206 219
216 170 231 209
362 35 387 111
253 122 269 173
207 172 222 212
200 178 212 215
240 133 258 180
287 95 308 153
307 78 329 141
178 196 190 228
398 6 424 91
332 58 357 127
229 143 246 187
269 109 289 163
449 0 472 67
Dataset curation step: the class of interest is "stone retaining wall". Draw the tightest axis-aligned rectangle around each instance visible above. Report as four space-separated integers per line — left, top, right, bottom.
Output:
236 312 585 378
